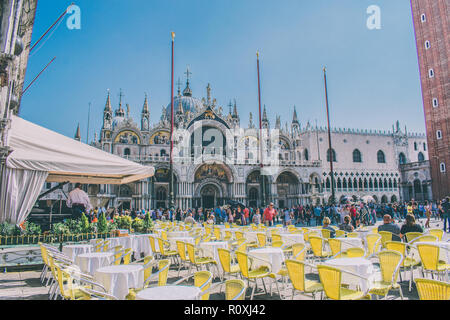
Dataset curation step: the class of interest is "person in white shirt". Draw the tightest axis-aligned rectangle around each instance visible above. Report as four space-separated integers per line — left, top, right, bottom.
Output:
66 183 92 219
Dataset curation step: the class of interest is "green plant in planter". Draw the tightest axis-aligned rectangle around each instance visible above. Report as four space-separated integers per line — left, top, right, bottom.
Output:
97 212 108 234
23 222 41 235
115 216 133 231
132 218 144 233
143 214 154 233
80 213 90 233
52 222 70 235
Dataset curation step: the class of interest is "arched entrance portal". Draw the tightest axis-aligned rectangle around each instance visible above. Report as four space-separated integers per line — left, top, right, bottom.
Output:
276 171 300 208
200 184 221 209
193 163 233 209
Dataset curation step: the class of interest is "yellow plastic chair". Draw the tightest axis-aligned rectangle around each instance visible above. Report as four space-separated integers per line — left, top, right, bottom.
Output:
328 238 346 259
415 278 450 300
416 243 450 280
161 230 168 241
272 234 282 243
428 229 444 241
386 241 420 292
185 243 218 274
285 259 323 299
176 241 188 277
235 251 280 300
224 230 233 241
54 264 91 300
369 250 404 300
309 236 332 262
174 270 213 300
126 259 171 300
404 232 423 243
157 237 179 265
271 240 284 248
225 279 247 300
321 229 331 239
378 231 393 248
335 230 346 238
365 234 382 258
213 227 222 241
317 265 371 300
292 243 307 261
217 248 241 281
148 236 160 259
346 247 366 258
257 233 267 247
409 235 438 245
347 232 359 238
235 231 245 241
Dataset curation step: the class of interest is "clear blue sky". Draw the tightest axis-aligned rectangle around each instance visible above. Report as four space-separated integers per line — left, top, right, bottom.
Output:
20 0 425 142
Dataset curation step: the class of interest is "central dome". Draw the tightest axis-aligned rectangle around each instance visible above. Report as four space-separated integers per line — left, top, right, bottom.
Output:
165 80 204 119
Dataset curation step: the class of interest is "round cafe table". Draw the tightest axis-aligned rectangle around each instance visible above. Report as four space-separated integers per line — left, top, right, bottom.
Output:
248 247 284 273
279 233 304 245
136 285 201 300
167 231 190 238
334 237 364 251
199 241 229 273
131 234 153 258
168 237 195 251
75 252 114 276
62 244 93 260
324 257 375 292
94 264 144 300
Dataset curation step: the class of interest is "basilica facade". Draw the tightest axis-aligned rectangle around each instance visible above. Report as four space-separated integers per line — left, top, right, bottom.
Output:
69 76 431 211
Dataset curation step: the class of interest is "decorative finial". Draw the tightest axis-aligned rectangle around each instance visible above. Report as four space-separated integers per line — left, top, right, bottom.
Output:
171 31 175 41
256 51 259 59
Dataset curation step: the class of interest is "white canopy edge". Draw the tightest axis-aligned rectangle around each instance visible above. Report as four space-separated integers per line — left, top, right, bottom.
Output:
6 115 154 184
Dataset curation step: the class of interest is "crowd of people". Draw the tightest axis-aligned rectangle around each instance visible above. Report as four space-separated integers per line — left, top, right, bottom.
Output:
67 183 450 232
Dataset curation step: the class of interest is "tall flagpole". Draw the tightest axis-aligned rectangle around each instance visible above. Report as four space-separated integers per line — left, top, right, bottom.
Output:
257 51 266 207
169 31 175 210
323 67 336 205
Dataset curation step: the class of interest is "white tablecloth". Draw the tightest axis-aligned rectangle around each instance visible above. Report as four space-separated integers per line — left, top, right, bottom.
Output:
248 247 284 273
62 244 93 260
167 231 190 238
199 241 229 273
324 258 375 292
94 265 144 300
136 286 201 300
335 237 364 251
168 237 195 251
75 252 114 276
131 234 153 258
279 233 304 245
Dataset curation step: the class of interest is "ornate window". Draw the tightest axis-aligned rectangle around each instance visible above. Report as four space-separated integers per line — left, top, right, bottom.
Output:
326 149 337 162
304 149 309 161
352 149 362 163
124 148 131 156
377 150 386 163
399 152 406 164
418 152 425 162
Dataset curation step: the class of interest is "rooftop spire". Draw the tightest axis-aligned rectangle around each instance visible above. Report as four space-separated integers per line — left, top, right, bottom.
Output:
275 116 281 129
142 93 149 113
183 67 192 97
74 123 81 141
292 105 299 124
104 89 112 111
232 99 238 118
262 105 268 121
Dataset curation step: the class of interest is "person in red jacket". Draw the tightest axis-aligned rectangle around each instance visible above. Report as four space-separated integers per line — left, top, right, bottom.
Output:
263 203 275 226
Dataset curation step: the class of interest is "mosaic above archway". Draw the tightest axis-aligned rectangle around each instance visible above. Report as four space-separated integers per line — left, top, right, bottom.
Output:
114 130 140 144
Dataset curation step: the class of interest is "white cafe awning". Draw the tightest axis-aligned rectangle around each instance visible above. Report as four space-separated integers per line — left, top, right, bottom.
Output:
6 115 154 184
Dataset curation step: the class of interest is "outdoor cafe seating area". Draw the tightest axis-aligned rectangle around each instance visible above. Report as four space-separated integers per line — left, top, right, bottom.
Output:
39 221 450 300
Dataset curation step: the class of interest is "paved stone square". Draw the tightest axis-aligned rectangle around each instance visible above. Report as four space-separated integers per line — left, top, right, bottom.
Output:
0 217 447 300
